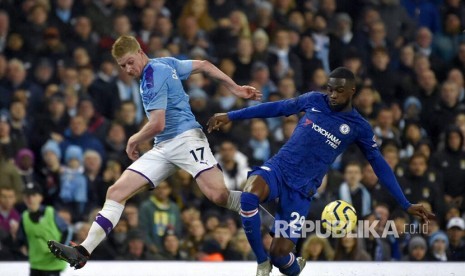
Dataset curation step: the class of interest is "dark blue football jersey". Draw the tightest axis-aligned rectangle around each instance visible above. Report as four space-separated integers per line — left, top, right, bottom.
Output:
232 92 380 195
268 92 379 195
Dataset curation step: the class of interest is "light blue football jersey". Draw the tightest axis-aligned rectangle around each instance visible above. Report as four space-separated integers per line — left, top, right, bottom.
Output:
139 57 202 144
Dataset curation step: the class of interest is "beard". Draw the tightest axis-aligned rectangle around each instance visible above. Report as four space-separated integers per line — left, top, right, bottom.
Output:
329 101 350 112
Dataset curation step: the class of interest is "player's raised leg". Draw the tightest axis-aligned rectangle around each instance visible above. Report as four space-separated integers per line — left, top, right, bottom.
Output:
48 170 150 268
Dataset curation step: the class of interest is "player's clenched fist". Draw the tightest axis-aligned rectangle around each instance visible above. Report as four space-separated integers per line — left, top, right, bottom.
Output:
207 113 230 133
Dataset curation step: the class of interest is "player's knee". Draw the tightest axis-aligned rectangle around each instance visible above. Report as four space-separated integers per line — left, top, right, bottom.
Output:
106 184 123 202
208 190 228 206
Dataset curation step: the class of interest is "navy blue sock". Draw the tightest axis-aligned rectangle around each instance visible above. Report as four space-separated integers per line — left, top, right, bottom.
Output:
240 192 268 264
271 253 300 276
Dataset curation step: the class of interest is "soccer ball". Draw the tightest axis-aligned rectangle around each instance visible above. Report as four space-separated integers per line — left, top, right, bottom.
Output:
321 200 357 235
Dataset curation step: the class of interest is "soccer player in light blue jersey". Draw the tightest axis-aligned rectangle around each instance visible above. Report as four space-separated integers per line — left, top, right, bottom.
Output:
207 67 435 276
48 35 263 269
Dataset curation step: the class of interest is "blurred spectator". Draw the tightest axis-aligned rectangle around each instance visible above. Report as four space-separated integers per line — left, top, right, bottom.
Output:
426 230 450 261
178 0 216 33
363 204 396 261
211 223 241 260
432 126 465 210
36 27 68 65
4 33 33 64
241 119 279 167
334 234 372 261
416 69 441 124
189 87 219 127
267 28 303 90
0 187 20 247
329 13 357 70
427 81 465 145
77 96 110 141
176 15 212 58
399 153 444 218
339 161 372 218
85 0 115 37
301 234 335 261
296 34 323 92
155 16 175 47
136 7 157 45
373 107 401 146
18 3 49 53
123 203 139 231
381 142 404 178
59 145 88 221
14 148 36 189
0 114 27 161
119 229 156 260
434 10 465 63
366 47 401 104
116 100 139 138
251 29 270 63
400 122 427 160
231 37 254 85
31 94 69 154
446 217 465 260
104 122 130 169
401 96 422 125
230 229 255 261
139 180 182 251
60 115 106 161
6 59 43 115
446 68 464 102
96 160 121 207
452 42 465 77
215 141 249 191
170 170 204 211
49 0 81 40
67 15 99 63
115 67 143 124
377 0 415 48
403 235 428 261
248 62 277 102
308 68 328 92
156 230 187 260
83 149 102 209
413 27 447 81
37 140 62 206
180 218 206 260
353 85 381 122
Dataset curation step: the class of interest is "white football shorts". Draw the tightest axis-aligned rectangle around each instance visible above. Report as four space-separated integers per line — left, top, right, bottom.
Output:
127 128 218 188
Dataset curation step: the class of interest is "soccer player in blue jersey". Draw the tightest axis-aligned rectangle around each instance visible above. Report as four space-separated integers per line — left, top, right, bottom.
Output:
47 35 263 269
207 67 435 276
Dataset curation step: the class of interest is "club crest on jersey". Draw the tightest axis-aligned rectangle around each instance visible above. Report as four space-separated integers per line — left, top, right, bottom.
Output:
339 124 350 134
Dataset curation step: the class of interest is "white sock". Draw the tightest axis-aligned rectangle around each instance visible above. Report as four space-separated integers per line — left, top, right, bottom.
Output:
226 190 242 212
80 200 124 254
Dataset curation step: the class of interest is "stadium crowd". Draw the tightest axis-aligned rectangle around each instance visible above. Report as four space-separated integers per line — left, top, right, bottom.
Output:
0 0 465 264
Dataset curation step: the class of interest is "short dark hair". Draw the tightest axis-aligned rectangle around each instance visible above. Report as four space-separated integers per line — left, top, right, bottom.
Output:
329 67 355 81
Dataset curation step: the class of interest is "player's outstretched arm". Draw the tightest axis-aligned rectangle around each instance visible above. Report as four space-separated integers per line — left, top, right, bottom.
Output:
369 155 435 221
191 60 262 101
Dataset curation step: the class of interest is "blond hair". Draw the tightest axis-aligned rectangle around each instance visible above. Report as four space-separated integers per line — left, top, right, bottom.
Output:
111 35 141 59
301 234 335 260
